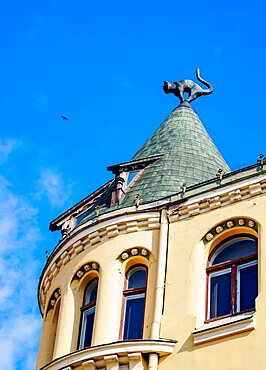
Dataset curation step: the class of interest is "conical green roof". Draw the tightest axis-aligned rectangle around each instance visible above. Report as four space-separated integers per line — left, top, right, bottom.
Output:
122 102 230 204
77 101 230 224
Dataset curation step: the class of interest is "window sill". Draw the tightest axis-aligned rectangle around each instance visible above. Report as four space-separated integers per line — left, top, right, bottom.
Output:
192 312 255 345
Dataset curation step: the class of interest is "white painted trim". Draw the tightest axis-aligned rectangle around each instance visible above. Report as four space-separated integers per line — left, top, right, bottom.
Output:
39 340 176 370
193 313 255 345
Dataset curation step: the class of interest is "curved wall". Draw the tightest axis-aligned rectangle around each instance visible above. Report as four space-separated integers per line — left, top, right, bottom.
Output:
37 211 160 369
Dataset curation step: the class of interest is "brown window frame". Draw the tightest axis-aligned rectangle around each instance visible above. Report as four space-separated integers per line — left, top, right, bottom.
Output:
78 278 98 349
206 234 258 322
119 264 148 340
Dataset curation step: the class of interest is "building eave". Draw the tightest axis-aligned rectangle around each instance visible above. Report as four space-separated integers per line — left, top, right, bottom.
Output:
49 179 113 231
39 339 176 370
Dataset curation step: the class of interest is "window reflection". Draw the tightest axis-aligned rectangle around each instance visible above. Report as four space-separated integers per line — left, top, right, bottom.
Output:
208 235 258 320
79 279 98 349
122 265 147 340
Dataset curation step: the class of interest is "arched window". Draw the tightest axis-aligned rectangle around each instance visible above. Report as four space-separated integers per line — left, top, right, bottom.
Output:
121 265 147 340
207 235 258 320
79 278 98 349
51 298 61 359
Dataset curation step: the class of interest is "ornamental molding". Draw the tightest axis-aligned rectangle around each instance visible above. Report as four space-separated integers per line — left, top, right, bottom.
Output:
168 176 266 223
119 247 150 262
192 313 255 345
39 340 176 370
39 212 160 314
203 217 257 244
47 288 61 312
72 261 100 282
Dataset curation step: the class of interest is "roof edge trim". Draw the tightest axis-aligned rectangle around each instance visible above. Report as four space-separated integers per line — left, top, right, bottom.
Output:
49 179 113 231
107 155 163 174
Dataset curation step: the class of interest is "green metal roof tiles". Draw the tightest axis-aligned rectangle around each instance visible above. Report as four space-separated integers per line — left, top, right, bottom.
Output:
78 103 230 224
122 104 230 205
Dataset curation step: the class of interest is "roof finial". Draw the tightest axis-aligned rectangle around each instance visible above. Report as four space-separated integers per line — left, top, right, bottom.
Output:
163 68 213 104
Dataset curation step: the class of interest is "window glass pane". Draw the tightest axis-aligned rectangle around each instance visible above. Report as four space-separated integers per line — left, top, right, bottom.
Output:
84 280 98 305
123 295 145 340
76 210 90 224
212 237 257 265
210 271 231 318
127 171 139 185
128 268 147 289
239 262 258 311
80 308 95 348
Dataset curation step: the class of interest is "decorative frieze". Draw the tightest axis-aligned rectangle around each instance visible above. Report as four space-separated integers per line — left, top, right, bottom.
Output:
229 189 241 202
118 248 150 262
147 217 160 229
51 265 60 279
249 183 262 196
82 360 96 370
227 220 234 228
105 355 119 370
89 231 102 245
72 262 99 282
121 252 129 260
203 217 257 244
106 224 119 238
205 233 214 241
39 214 159 314
48 288 61 312
126 221 139 233
169 178 266 223
187 203 200 216
208 196 221 209
215 225 223 234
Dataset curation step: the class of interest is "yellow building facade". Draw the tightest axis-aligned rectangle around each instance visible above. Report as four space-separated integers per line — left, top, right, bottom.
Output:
36 71 264 370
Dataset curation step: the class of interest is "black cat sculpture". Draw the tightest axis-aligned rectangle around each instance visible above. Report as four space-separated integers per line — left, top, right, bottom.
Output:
163 68 213 103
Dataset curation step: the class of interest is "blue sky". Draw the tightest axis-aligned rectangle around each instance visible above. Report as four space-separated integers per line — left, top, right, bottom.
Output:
0 1 265 368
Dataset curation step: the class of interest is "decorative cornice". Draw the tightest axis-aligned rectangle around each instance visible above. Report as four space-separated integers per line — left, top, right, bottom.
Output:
168 177 266 223
39 340 176 370
39 213 160 315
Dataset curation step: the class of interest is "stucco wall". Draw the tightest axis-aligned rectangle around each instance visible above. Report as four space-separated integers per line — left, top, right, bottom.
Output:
160 195 266 370
37 227 159 368
37 192 266 370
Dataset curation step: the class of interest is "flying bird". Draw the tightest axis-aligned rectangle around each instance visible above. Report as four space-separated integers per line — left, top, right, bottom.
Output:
60 115 69 120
